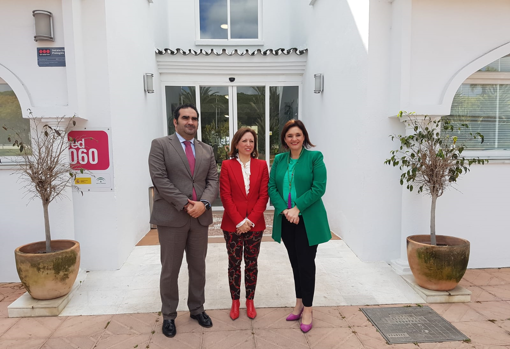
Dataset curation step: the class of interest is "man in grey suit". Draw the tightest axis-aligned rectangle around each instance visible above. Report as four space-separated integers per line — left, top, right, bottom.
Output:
149 104 219 338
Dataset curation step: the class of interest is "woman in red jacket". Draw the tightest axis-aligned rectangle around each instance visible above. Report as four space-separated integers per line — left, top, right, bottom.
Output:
220 127 269 320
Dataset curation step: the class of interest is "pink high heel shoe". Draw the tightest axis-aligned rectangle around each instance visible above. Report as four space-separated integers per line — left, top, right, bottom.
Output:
286 307 304 321
300 311 313 333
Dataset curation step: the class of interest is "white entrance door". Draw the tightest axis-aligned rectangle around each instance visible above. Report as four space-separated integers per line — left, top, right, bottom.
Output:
164 84 300 207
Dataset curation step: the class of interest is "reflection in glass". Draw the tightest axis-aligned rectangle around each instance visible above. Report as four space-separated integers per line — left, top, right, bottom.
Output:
230 0 258 39
199 0 228 39
165 86 196 135
479 54 510 72
269 86 299 165
446 83 510 150
200 86 229 206
0 79 30 156
237 86 265 160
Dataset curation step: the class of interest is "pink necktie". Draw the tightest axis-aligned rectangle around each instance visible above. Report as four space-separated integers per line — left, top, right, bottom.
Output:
184 141 197 200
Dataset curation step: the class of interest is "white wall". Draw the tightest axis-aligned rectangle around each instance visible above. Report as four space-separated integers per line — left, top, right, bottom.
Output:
0 0 76 282
302 0 510 268
0 0 68 110
163 0 305 51
0 168 75 281
437 163 510 268
407 0 510 115
0 0 162 281
395 0 510 268
301 0 404 262
104 0 162 267
70 0 162 271
2 0 510 284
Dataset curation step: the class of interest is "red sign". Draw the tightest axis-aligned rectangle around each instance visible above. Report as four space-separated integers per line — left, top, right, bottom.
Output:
68 130 110 170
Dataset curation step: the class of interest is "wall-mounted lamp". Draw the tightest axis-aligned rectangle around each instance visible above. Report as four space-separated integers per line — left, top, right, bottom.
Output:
314 74 324 94
144 73 154 93
33 10 54 42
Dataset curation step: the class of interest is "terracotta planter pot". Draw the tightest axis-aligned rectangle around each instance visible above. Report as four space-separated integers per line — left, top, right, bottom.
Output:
15 240 80 300
407 235 469 291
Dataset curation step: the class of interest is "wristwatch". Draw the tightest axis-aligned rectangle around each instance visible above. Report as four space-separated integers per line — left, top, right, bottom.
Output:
201 200 211 210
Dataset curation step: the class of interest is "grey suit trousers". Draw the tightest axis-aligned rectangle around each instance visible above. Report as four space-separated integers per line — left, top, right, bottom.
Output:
158 218 208 320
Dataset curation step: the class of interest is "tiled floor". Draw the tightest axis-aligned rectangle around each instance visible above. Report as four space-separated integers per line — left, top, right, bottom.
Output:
2 269 510 348
2 236 510 348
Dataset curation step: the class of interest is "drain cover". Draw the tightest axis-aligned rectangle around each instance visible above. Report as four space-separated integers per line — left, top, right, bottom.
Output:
360 306 469 344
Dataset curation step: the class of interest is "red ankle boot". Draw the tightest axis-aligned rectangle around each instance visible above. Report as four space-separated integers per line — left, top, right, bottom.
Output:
246 299 257 319
230 300 240 320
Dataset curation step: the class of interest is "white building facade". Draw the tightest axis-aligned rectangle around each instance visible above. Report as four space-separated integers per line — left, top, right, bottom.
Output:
1 0 509 282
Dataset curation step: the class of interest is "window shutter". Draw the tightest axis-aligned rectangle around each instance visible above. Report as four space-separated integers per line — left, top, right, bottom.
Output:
447 84 510 150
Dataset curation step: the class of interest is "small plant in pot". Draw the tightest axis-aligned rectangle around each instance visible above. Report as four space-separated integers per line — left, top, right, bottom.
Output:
2 111 83 300
384 111 488 291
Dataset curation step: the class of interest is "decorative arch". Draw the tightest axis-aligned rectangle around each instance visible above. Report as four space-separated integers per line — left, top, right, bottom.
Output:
441 42 510 114
0 64 32 113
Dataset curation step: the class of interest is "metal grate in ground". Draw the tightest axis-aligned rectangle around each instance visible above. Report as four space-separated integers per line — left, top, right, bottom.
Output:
360 306 469 345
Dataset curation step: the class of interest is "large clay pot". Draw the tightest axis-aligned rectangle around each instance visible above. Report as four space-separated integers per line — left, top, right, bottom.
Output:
407 235 469 291
15 240 80 300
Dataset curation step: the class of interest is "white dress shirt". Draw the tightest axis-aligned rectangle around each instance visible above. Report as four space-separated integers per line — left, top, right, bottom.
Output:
235 157 255 228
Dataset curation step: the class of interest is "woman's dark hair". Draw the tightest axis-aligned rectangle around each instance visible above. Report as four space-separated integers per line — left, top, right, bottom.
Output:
228 127 259 158
173 104 200 121
280 119 315 149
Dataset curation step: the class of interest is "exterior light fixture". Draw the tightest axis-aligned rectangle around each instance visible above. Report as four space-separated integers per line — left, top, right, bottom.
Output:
220 24 228 29
314 73 324 94
224 115 229 118
144 73 154 93
33 10 54 42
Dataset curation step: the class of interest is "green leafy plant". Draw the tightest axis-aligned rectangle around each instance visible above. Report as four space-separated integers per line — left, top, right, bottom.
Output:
384 111 488 245
2 110 83 253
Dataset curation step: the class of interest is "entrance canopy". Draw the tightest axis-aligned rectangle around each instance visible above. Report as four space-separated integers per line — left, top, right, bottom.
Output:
156 48 307 207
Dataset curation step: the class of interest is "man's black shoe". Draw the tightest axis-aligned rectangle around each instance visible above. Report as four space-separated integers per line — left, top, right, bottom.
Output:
190 311 213 328
162 319 176 338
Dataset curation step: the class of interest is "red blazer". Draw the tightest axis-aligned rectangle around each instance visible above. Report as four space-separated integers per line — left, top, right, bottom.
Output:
220 158 269 232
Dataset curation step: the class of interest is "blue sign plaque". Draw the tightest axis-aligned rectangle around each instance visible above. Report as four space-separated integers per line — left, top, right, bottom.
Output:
37 47 66 67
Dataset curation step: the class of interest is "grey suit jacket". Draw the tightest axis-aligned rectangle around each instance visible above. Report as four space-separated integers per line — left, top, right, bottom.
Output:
148 134 219 227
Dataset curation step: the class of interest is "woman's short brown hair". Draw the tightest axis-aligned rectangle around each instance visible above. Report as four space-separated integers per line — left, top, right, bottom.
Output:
280 119 315 149
228 127 259 158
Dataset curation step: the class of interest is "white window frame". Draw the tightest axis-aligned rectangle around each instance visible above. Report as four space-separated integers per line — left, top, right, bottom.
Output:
452 71 510 160
0 78 30 164
195 0 264 46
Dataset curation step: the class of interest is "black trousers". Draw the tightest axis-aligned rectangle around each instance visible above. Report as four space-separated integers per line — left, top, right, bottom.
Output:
281 217 318 307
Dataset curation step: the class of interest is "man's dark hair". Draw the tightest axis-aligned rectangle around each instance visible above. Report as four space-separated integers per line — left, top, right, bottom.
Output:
173 104 200 121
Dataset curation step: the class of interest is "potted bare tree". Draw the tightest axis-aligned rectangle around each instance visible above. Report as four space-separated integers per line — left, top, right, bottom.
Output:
385 111 488 291
2 111 81 300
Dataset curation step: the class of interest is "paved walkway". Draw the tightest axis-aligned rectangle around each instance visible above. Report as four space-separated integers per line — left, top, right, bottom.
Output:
61 240 422 316
1 250 510 348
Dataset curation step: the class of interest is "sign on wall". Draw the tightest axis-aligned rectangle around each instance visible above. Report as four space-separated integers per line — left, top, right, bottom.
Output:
37 47 66 67
68 129 114 192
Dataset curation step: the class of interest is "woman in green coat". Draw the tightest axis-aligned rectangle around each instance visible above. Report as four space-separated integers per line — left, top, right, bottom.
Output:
268 119 330 333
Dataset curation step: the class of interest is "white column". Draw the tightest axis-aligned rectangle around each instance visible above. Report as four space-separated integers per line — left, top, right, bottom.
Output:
61 0 88 120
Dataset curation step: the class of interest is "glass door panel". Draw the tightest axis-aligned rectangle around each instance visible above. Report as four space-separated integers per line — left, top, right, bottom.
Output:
165 86 196 135
199 86 230 207
236 86 266 161
199 86 230 169
183 84 299 208
269 86 299 165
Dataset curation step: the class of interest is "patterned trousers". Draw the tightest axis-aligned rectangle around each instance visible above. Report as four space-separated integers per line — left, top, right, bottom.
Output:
223 230 263 300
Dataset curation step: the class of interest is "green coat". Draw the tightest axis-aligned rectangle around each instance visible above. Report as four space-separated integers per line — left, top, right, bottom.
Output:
268 149 331 246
